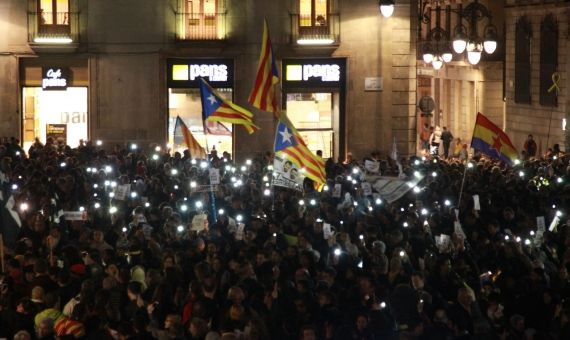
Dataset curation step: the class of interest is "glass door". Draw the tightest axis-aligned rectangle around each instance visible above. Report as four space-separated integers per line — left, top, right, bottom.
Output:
168 88 233 156
22 87 88 151
285 92 338 159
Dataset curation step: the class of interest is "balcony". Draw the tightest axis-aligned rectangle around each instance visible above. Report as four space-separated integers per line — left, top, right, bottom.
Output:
28 11 80 52
291 13 340 46
175 12 226 41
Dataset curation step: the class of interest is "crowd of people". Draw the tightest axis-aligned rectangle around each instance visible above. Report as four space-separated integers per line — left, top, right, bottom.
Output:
0 136 569 340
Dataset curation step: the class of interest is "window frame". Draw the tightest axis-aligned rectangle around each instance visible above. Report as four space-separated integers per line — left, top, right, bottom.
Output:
37 0 70 26
514 16 532 104
539 14 558 107
299 0 331 28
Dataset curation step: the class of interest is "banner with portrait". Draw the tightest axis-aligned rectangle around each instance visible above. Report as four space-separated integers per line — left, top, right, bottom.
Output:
273 154 304 191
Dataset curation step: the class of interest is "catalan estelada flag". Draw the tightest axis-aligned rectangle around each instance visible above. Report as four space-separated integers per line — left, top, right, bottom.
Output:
471 112 518 165
274 115 326 189
199 79 259 134
249 19 279 115
174 116 207 159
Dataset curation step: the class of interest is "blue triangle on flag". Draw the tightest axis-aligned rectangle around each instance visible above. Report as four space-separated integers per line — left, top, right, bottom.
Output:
274 120 297 152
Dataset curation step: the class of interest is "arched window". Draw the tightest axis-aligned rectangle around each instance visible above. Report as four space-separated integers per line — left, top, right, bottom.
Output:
539 15 558 107
514 16 532 104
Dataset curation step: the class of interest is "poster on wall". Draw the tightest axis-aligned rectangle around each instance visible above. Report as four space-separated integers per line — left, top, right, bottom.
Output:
46 124 67 145
273 154 304 191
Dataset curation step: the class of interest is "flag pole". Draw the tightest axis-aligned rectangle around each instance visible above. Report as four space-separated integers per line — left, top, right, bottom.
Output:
0 234 4 273
201 122 218 223
458 112 480 213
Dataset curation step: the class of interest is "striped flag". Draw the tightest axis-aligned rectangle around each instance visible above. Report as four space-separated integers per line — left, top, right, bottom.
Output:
199 79 259 134
274 115 326 189
471 112 518 165
174 116 207 159
249 19 280 115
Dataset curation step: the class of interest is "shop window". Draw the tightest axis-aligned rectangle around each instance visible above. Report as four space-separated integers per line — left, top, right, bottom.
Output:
168 88 233 156
539 15 558 107
514 16 532 104
38 0 69 26
22 87 88 151
286 92 337 159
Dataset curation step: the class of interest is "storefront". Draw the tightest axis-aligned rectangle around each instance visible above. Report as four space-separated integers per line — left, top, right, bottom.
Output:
167 58 234 155
20 58 89 151
282 58 346 160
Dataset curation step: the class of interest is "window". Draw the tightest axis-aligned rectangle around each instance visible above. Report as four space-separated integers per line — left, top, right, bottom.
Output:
286 92 338 159
168 88 233 155
514 16 532 104
539 15 558 107
300 0 329 27
180 0 223 40
38 0 69 26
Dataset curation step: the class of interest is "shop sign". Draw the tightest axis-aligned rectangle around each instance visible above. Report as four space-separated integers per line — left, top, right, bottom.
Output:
286 64 340 82
282 58 345 88
42 68 69 90
168 59 234 88
46 124 67 144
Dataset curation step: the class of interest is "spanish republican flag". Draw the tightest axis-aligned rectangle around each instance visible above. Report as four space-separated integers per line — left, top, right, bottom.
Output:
249 19 280 115
199 79 259 134
174 116 207 159
471 112 518 165
274 113 326 190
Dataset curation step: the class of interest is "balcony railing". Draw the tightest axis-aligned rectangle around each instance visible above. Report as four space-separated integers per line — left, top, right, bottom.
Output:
291 13 340 45
175 12 226 41
28 11 79 43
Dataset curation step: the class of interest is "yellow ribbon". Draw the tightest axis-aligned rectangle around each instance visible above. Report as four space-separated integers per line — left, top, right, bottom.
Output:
547 72 561 94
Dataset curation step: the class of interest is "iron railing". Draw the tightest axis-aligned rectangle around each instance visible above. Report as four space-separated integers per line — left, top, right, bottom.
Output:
175 12 226 41
291 13 340 45
28 11 79 43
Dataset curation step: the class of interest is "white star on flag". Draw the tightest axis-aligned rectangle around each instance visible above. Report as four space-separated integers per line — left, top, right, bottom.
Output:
207 94 218 105
279 127 293 144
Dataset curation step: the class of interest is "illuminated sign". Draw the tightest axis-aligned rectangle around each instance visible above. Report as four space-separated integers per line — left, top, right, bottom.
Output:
168 59 233 88
42 68 69 90
282 59 345 88
286 64 341 82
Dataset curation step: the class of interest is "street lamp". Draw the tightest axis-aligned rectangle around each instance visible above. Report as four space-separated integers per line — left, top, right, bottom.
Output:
379 0 395 18
466 39 483 65
432 55 444 70
421 1 498 67
483 25 498 54
422 44 434 64
452 26 468 53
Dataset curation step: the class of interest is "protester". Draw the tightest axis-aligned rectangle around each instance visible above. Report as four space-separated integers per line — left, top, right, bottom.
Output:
441 127 454 159
0 137 569 340
429 126 442 156
523 134 537 159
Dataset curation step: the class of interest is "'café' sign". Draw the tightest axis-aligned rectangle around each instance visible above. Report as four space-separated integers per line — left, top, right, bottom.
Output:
42 67 68 90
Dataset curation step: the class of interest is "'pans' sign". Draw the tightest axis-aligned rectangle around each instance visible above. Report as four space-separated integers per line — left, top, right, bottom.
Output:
42 68 69 90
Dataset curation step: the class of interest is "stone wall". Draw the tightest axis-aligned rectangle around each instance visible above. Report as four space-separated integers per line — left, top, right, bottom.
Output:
505 0 570 153
0 0 417 160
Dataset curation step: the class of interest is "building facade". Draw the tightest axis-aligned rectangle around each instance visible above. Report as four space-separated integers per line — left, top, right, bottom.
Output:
504 0 570 154
415 0 506 154
0 0 419 161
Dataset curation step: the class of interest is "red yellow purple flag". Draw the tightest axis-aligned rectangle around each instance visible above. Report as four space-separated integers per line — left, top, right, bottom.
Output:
249 19 280 116
471 112 518 165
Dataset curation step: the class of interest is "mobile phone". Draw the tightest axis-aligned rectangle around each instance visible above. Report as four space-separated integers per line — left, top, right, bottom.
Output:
57 260 64 268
